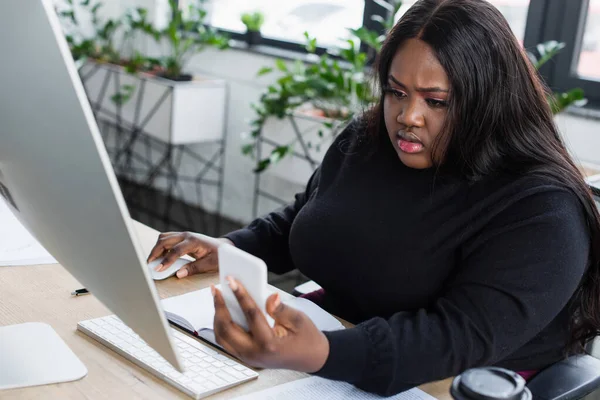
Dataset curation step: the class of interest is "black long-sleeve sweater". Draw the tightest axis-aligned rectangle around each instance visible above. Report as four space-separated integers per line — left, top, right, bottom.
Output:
225 120 590 395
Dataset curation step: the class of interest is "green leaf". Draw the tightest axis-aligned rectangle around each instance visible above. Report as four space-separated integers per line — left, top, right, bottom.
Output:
110 84 136 106
80 0 91 6
241 144 254 155
241 11 264 32
323 121 334 129
254 158 271 173
257 67 273 76
270 146 290 164
275 59 288 72
91 3 101 14
550 87 586 114
61 10 76 24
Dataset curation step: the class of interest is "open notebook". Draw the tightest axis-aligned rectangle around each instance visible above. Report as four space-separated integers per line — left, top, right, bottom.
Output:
161 286 344 347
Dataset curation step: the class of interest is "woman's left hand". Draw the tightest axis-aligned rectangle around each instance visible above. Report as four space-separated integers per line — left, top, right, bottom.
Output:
211 277 330 373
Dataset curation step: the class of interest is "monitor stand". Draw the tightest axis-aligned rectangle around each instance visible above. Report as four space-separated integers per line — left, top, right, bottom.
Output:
0 322 87 390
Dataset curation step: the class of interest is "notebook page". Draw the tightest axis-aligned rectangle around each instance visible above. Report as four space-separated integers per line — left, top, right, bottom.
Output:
161 287 215 332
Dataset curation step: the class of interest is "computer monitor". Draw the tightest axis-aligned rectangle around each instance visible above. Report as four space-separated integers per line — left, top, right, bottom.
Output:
0 1 183 371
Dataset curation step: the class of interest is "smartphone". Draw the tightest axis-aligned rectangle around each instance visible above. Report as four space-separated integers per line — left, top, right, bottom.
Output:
218 243 274 330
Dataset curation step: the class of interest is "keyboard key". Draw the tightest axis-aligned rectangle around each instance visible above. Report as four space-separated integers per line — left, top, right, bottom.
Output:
243 369 256 377
178 376 192 385
224 367 246 380
208 375 227 386
168 370 180 378
198 370 211 378
216 371 237 383
189 356 202 364
203 347 218 356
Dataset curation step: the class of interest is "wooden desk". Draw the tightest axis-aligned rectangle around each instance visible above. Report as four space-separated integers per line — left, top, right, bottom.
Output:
0 221 452 399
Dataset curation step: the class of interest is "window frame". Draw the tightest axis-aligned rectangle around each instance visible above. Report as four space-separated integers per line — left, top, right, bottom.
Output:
179 0 388 57
524 0 600 105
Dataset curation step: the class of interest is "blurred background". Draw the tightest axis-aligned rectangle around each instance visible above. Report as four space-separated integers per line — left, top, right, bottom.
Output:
54 0 600 290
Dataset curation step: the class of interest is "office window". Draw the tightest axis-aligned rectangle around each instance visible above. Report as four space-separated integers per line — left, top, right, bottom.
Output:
203 0 365 49
393 0 530 41
577 0 600 80
487 0 530 42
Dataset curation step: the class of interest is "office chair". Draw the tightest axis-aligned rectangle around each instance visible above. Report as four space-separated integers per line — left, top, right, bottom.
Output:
525 354 600 400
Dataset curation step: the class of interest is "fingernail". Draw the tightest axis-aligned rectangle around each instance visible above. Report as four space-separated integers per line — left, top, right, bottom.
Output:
176 268 188 278
155 263 163 271
210 284 216 296
227 276 238 291
273 293 281 309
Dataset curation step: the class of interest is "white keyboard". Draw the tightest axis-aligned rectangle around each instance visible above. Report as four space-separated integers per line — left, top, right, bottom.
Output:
78 315 258 399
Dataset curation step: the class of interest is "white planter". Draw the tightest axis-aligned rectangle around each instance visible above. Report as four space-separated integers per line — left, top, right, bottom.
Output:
260 111 347 186
79 61 226 145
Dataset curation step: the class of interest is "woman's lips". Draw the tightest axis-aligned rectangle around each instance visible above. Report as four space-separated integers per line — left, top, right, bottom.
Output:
396 131 424 154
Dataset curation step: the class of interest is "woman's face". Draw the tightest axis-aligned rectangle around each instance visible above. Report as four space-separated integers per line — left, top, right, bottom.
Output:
384 39 450 169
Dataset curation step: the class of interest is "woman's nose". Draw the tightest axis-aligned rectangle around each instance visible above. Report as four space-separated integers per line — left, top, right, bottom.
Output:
397 100 425 128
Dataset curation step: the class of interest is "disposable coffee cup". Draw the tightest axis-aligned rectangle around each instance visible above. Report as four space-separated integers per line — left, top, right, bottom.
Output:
451 367 532 400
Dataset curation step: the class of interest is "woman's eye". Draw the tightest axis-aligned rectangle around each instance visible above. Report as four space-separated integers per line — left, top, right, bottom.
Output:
391 90 406 99
427 99 448 108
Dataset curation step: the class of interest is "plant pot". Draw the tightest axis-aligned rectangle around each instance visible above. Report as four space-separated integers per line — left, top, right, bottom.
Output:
159 73 193 82
79 61 227 145
259 110 348 185
245 31 261 47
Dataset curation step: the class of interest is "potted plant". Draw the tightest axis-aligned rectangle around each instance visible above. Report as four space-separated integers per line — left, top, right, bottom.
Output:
237 31 372 185
241 2 408 180
56 0 122 68
241 11 264 47
58 0 231 145
133 0 230 81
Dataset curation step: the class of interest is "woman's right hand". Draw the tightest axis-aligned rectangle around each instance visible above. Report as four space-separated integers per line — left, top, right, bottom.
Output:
147 231 233 278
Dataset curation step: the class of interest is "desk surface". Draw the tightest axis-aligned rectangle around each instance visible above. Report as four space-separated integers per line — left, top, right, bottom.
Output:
0 221 452 399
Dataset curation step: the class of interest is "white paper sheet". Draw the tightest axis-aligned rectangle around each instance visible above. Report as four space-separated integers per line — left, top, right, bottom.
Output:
0 197 57 266
232 376 438 400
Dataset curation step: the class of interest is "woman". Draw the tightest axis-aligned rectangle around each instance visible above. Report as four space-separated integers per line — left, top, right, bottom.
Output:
147 0 600 395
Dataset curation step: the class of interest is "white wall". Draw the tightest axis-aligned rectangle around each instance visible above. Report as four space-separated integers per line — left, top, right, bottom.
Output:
556 113 600 169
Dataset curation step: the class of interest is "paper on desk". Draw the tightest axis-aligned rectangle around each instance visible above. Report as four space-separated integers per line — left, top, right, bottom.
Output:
0 197 56 266
231 376 437 400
